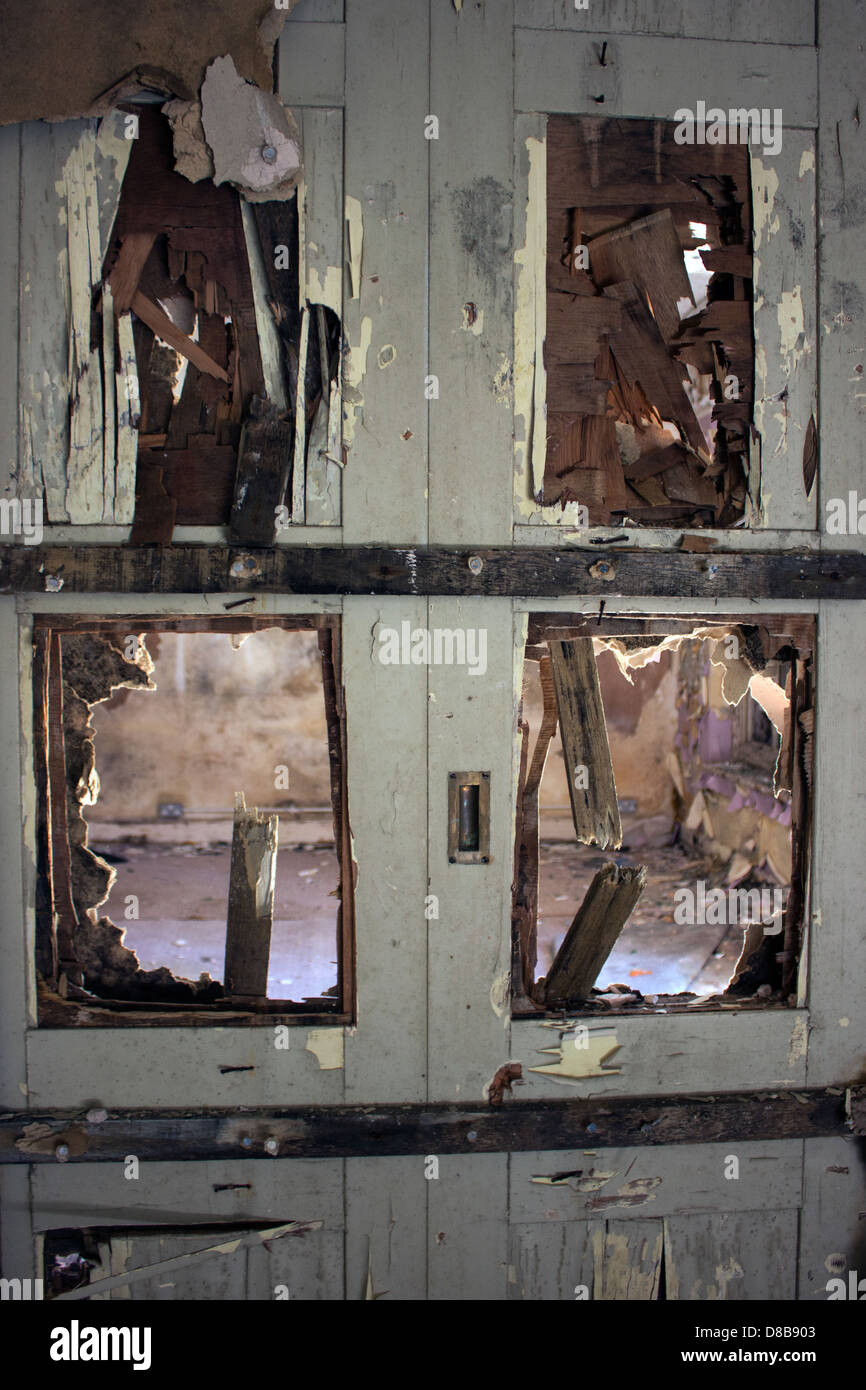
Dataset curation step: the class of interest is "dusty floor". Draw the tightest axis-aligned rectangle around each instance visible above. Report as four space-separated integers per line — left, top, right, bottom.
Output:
89 837 340 1001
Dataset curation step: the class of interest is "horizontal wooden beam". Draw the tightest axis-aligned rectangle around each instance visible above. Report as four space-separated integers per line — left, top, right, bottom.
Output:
2 1089 857 1163
2 545 866 599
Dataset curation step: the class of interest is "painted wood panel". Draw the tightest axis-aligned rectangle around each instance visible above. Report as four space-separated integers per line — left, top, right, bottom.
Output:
426 598 516 1100
18 121 80 521
345 1156 427 1299
798 1136 866 1301
341 0 429 543
0 125 20 508
288 0 344 20
514 1 815 46
299 107 343 525
515 1010 809 1099
0 604 30 1108
428 1153 509 1300
278 21 345 107
428 0 515 544
807 602 866 1085
31 1158 344 1231
665 1209 799 1299
817 0 866 548
247 1223 344 1299
507 1219 595 1299
510 1141 804 1222
515 32 818 127
26 1025 346 1110
342 598 429 1102
752 135 817 529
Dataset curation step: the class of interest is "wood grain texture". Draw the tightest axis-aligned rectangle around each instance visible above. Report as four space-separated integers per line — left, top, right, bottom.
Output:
341 0 428 542
549 638 622 849
426 599 515 1100
3 545 865 598
429 0 515 544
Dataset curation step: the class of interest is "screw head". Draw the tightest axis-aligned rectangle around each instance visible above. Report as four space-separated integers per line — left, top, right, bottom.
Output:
468 555 483 575
241 1136 253 1149
261 144 278 164
467 1130 478 1143
264 1138 279 1156
55 1143 70 1161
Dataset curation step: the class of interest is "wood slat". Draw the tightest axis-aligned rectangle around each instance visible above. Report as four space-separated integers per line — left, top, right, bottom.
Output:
3 546 865 599
549 637 622 848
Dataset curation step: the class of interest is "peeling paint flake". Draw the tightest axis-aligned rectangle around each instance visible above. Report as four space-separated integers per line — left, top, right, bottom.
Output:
306 1027 344 1071
529 1030 622 1082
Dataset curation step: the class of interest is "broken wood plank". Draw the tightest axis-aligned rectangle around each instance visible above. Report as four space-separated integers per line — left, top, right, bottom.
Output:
64 127 105 524
603 281 707 456
3 548 865 601
130 291 230 382
588 210 694 343
223 792 278 999
229 396 293 545
106 232 157 313
0 1087 852 1163
549 638 621 849
542 862 647 1004
240 201 287 410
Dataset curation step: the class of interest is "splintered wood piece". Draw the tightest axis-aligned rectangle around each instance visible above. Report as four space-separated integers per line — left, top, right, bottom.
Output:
224 792 278 999
543 861 647 1004
549 638 622 850
603 281 707 455
106 232 157 312
588 209 694 343
130 291 230 382
229 396 293 545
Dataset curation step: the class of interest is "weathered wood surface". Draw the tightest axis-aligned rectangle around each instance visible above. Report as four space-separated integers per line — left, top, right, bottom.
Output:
515 32 817 126
3 546 865 598
223 794 278 998
229 397 293 545
1 1089 853 1163
514 0 815 45
549 638 622 849
543 863 646 1003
